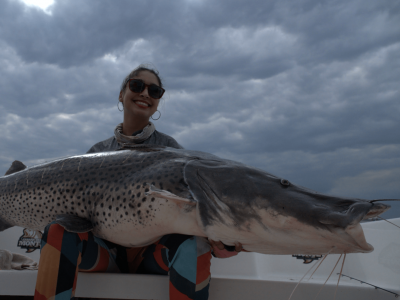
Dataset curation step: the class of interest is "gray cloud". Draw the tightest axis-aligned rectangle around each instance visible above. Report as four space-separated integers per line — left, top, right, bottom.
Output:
0 0 399 220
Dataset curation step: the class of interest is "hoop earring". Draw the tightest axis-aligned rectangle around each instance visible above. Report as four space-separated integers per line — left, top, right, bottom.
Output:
151 110 161 120
118 102 124 112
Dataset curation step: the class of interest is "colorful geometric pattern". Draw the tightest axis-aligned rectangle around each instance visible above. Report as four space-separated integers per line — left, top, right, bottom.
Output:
34 222 211 300
139 234 212 299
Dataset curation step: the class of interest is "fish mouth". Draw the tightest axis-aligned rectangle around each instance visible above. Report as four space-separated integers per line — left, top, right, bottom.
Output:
318 201 391 228
316 202 390 253
350 202 390 252
348 201 391 224
362 202 391 220
328 202 391 253
344 223 374 253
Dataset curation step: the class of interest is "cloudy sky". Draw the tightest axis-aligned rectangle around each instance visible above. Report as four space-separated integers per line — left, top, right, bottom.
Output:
0 0 399 219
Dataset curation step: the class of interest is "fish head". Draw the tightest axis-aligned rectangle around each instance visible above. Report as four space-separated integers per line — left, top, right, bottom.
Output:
184 159 392 255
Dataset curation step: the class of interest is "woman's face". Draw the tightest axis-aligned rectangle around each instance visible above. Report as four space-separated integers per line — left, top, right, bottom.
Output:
119 70 161 123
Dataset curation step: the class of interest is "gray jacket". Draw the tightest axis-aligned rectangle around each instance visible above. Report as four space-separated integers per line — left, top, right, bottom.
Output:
86 130 183 153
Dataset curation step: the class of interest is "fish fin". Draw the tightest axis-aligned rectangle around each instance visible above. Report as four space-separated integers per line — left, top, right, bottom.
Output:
146 184 196 206
196 171 230 213
5 160 27 175
0 217 13 231
55 214 93 233
118 144 165 152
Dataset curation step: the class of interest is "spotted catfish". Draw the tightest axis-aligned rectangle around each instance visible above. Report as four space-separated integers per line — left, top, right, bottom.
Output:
0 145 392 255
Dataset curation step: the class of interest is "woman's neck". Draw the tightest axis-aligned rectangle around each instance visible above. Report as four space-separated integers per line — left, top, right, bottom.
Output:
121 119 150 136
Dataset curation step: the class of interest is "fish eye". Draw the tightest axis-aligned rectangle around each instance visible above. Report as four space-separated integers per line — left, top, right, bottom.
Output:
280 179 290 186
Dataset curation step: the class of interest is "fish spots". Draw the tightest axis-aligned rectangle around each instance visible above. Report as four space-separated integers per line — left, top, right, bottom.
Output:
0 148 190 236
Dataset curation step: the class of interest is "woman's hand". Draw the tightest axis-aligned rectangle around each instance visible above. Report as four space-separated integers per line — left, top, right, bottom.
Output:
209 239 243 258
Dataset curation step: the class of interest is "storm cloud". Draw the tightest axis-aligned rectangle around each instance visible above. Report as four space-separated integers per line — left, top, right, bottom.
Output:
0 0 399 218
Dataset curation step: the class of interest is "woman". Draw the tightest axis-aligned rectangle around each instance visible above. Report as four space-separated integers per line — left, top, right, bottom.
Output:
34 65 241 300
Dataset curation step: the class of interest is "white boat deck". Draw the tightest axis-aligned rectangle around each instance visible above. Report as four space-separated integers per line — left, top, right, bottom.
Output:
1 219 399 300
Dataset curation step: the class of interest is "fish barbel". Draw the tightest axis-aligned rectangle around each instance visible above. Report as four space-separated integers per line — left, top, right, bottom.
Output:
0 145 392 255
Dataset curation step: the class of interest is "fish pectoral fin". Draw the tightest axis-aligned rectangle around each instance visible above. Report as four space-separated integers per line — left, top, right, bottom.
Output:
55 214 93 233
5 160 27 175
146 185 196 206
196 171 230 213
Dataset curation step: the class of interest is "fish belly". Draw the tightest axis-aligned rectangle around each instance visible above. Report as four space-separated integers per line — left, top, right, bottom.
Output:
91 196 206 247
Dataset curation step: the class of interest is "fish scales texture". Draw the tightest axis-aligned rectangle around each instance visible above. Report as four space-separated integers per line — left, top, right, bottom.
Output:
0 146 394 254
0 149 201 245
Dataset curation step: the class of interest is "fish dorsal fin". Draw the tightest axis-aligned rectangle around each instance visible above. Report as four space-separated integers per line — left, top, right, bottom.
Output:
55 214 93 233
5 160 27 175
145 184 196 206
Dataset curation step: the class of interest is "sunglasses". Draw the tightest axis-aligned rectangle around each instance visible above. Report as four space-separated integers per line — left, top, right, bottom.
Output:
128 79 165 99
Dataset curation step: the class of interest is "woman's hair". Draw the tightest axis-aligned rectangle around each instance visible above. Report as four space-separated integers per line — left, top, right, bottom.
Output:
120 64 163 94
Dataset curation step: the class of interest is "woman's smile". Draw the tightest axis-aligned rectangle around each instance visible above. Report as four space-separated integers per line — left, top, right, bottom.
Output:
133 100 151 108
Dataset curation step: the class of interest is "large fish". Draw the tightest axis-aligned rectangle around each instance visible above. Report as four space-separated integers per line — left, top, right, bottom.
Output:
0 145 393 255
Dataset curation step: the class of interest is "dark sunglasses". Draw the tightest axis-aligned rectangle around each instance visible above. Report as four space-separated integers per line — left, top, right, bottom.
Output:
128 79 165 99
